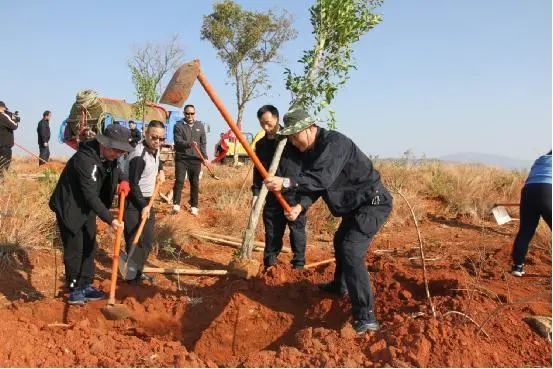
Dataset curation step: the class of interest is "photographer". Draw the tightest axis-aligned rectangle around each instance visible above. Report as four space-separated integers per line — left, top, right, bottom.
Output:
0 101 19 178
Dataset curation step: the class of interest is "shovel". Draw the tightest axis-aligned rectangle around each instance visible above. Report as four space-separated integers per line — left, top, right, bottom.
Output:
119 179 162 280
102 192 132 320
192 141 220 180
491 203 519 225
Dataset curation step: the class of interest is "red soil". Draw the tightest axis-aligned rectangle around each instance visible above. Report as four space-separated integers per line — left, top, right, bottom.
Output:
0 162 551 367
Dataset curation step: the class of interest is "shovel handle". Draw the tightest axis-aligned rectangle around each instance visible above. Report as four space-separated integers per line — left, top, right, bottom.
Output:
108 192 126 305
197 71 291 213
130 179 162 247
192 141 219 179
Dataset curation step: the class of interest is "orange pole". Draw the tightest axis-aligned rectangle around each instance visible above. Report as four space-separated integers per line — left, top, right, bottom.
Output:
197 72 291 213
108 192 126 305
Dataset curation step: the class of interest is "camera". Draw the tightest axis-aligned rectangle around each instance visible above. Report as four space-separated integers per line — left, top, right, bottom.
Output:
6 110 20 123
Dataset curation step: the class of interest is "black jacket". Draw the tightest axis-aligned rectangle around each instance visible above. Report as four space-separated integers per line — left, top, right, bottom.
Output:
0 111 19 147
129 128 141 147
290 127 391 217
49 140 120 232
173 120 207 161
252 134 302 206
37 119 51 147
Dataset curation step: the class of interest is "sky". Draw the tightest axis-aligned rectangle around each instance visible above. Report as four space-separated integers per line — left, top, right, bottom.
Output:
1 0 551 161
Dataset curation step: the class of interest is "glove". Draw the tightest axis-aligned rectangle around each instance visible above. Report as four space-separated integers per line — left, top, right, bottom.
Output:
118 180 130 197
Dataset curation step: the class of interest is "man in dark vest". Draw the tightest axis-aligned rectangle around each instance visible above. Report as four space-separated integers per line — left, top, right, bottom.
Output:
265 105 393 335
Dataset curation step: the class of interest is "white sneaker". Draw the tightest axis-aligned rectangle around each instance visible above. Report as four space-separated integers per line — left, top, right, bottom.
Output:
172 204 181 213
190 207 199 216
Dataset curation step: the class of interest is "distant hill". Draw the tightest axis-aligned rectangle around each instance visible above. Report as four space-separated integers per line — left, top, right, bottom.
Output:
439 152 533 171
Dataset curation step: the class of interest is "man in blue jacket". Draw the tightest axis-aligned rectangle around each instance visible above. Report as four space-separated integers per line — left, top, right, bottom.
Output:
265 105 393 335
511 150 552 276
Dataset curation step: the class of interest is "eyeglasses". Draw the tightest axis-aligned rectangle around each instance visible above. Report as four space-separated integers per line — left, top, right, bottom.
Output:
185 112 195 116
149 135 166 142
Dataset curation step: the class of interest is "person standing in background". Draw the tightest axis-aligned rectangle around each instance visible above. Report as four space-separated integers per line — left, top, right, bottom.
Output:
37 110 51 165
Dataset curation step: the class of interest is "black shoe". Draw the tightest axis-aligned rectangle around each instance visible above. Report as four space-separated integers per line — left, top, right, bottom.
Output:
264 256 278 268
317 281 348 296
140 273 155 284
353 319 380 334
82 285 107 301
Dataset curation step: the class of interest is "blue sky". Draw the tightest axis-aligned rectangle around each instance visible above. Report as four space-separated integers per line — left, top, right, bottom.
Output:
1 0 551 160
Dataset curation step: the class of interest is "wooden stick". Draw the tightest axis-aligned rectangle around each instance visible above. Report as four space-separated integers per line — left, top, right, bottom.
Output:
493 203 519 207
393 188 436 318
190 233 292 253
143 267 227 275
304 258 335 269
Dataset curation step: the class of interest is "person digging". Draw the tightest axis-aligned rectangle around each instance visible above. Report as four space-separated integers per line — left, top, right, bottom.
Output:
49 124 132 305
252 104 307 269
264 105 393 335
122 120 166 284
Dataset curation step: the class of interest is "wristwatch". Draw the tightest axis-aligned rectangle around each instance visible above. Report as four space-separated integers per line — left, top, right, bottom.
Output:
282 178 291 189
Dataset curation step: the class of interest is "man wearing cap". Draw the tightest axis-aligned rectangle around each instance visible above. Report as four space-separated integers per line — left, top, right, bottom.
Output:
172 104 208 216
264 105 393 335
0 101 19 178
49 124 133 305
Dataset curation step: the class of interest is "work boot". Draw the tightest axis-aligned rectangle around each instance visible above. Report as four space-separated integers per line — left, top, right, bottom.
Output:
317 281 348 296
511 264 525 277
67 288 86 305
353 319 380 334
82 285 107 301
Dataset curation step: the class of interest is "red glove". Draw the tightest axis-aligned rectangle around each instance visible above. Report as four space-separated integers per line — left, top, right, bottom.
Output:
118 180 130 197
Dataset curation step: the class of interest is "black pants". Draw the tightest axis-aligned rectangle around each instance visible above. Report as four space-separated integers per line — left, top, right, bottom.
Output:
0 146 12 178
123 199 155 275
173 159 201 207
39 145 50 165
56 213 97 289
332 201 392 321
512 183 552 265
263 204 307 267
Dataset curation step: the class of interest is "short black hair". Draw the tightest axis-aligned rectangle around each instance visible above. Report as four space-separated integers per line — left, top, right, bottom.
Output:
129 120 135 125
147 120 165 129
257 105 279 119
43 110 51 118
0 101 6 108
184 104 195 111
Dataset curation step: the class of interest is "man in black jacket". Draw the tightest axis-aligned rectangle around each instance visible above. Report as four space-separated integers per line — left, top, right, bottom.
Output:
0 101 19 178
49 124 133 305
265 105 393 335
128 120 142 148
37 110 51 165
172 104 208 216
252 105 307 269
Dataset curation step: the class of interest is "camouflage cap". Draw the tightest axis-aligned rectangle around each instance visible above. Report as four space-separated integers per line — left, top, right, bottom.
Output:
279 104 315 136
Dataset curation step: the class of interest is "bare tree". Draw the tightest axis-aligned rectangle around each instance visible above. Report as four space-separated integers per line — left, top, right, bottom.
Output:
129 34 185 118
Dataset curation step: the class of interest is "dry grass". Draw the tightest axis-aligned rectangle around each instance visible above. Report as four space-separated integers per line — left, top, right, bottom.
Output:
0 160 59 268
1 156 543 257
